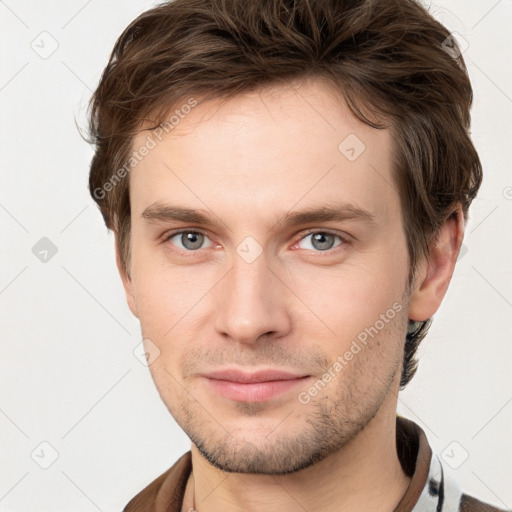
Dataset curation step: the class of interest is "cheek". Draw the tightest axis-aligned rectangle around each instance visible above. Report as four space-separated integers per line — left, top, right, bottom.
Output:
288 250 407 343
130 256 218 353
134 274 192 336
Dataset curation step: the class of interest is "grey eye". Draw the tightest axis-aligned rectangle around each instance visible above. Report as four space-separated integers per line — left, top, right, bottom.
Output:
298 232 342 251
181 232 204 250
168 231 213 251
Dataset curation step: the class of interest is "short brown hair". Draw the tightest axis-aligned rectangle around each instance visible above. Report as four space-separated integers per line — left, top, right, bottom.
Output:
86 0 482 388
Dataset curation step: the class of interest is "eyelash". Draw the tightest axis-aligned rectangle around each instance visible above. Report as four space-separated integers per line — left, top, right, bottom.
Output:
162 228 350 256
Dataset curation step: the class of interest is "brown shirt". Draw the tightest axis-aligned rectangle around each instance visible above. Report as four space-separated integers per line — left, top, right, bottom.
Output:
123 415 509 512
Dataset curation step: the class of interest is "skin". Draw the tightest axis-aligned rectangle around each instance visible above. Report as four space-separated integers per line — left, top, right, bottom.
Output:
116 78 465 512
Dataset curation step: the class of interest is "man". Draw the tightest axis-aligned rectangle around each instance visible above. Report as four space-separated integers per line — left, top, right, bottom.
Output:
86 0 508 510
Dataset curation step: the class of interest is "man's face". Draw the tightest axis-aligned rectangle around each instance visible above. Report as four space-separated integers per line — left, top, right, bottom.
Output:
124 79 412 474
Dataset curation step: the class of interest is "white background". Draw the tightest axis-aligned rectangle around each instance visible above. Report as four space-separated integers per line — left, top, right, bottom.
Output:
0 1 511 510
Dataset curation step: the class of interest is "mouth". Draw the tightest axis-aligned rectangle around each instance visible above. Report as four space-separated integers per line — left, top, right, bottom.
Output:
201 369 312 402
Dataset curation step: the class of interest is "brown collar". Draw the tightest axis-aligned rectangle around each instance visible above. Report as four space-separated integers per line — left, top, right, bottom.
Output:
393 415 433 511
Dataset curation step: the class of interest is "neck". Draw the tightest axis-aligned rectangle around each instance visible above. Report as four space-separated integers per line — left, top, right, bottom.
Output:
182 403 411 512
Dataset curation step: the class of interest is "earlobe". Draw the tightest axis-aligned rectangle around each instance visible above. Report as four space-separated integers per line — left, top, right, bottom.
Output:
407 205 465 322
114 237 139 318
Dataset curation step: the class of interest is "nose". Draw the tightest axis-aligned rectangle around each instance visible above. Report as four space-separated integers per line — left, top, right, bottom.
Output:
214 250 292 345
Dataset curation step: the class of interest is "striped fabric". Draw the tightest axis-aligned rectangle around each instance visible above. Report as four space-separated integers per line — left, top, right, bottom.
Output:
396 415 509 512
414 447 463 511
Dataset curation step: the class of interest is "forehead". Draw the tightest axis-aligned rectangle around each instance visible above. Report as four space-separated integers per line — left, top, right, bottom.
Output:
128 79 398 225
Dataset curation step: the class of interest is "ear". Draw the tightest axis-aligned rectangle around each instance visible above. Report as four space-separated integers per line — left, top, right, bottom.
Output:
408 204 465 322
114 236 139 318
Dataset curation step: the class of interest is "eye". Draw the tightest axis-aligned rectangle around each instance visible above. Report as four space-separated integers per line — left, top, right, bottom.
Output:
163 229 348 255
296 230 346 252
165 230 214 251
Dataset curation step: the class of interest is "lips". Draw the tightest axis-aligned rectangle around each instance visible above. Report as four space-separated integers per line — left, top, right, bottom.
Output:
201 368 312 402
203 368 308 383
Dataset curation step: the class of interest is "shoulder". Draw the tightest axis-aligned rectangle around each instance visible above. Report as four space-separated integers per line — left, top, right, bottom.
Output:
122 452 192 512
459 492 511 512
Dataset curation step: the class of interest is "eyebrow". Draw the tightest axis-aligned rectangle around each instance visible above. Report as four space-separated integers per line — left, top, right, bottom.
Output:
141 200 377 229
